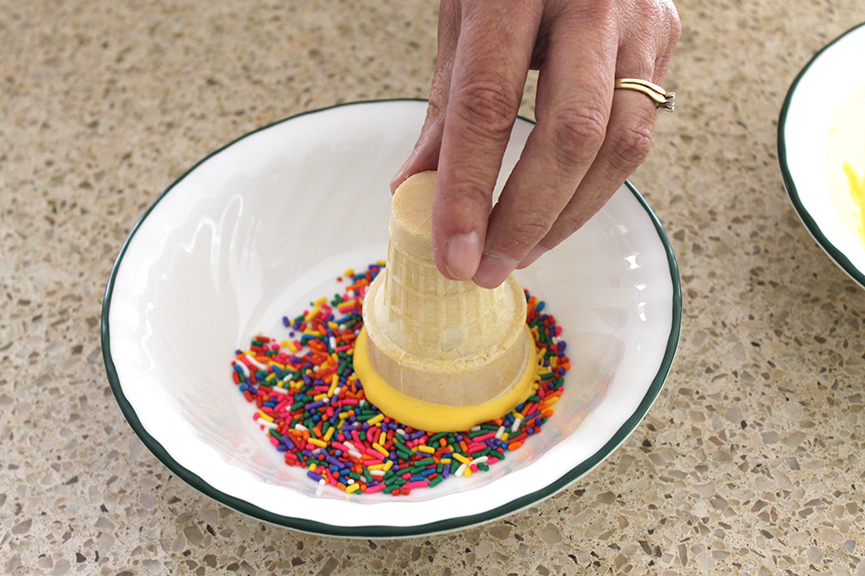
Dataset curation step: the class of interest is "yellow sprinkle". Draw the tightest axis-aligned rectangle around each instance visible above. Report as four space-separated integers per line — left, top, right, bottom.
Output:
368 464 385 471
417 445 436 454
379 432 387 445
257 412 273 422
464 468 472 477
368 413 384 426
541 396 560 407
339 412 352 420
500 432 509 442
440 458 451 464
383 460 394 472
453 453 471 465
372 443 389 457
344 268 355 277
308 438 327 448
304 307 320 322
324 427 335 442
376 260 386 266
309 463 317 472
287 341 298 353
314 296 328 306
345 483 360 494
312 393 327 402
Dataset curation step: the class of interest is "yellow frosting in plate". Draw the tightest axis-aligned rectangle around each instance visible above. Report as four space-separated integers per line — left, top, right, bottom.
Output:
826 83 865 248
354 326 538 432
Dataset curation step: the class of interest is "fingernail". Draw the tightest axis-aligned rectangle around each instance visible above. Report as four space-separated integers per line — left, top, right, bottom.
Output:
444 232 482 280
473 253 518 289
390 150 418 193
517 245 548 269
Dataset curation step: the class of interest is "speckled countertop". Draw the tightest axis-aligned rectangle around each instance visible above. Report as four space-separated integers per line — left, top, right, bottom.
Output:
2 0 865 574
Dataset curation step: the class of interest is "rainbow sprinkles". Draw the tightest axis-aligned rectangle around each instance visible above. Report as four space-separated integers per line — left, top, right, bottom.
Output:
230 262 569 496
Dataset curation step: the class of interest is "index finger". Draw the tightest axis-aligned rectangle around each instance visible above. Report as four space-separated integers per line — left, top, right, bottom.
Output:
431 0 542 281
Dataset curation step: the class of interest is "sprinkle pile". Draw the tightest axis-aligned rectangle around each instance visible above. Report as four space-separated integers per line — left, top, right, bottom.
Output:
230 262 570 496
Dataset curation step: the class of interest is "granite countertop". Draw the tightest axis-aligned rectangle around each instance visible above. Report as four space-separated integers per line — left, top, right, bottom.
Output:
2 0 864 574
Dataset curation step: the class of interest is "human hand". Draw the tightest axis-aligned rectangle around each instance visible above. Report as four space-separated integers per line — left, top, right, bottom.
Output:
391 0 680 288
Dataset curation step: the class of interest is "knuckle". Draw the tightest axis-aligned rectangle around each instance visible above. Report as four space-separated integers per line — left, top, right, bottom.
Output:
549 103 608 174
608 117 654 174
667 8 682 44
424 95 444 126
552 211 586 239
452 75 518 142
497 210 555 252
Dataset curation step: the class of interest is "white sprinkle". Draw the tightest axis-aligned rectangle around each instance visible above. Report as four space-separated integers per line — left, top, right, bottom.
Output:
245 354 268 370
495 426 506 439
455 463 468 477
511 418 522 433
256 418 277 430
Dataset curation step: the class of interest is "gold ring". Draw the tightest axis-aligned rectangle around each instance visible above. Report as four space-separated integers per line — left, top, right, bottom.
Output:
614 78 675 112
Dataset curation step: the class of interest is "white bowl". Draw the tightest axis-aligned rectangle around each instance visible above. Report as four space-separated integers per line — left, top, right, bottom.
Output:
779 22 865 288
102 99 681 537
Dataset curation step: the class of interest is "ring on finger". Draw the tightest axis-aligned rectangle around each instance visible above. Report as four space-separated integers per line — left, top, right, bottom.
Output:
613 78 675 112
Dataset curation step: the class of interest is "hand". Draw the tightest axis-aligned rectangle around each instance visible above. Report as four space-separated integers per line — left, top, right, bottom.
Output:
391 0 680 288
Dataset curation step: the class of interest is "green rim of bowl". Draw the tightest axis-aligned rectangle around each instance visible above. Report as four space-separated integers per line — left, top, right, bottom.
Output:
778 21 865 288
102 99 682 538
